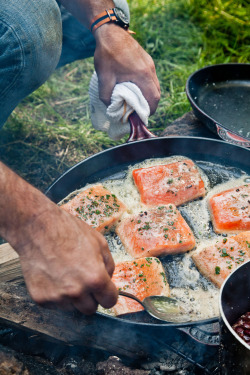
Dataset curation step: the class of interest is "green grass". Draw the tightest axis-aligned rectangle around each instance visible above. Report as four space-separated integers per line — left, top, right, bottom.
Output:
0 0 249 190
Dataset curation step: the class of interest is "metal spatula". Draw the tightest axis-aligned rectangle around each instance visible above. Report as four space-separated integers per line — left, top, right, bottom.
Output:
119 291 191 323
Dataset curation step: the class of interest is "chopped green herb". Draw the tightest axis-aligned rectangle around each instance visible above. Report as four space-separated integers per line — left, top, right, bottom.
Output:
221 248 229 257
160 272 167 285
215 266 221 275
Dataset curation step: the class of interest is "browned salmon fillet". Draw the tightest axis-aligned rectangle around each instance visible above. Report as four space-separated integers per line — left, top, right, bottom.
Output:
116 205 195 258
112 257 170 316
132 159 206 206
61 184 127 233
192 232 250 288
209 184 250 234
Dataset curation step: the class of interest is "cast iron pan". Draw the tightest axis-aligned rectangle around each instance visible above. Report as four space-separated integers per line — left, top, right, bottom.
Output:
186 63 250 147
45 114 250 345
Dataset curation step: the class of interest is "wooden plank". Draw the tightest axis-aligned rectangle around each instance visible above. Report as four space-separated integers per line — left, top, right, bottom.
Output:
0 243 22 282
0 281 177 359
0 243 18 263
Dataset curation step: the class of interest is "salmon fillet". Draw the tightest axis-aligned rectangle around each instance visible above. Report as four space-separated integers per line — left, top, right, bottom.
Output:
192 232 250 288
209 184 250 233
132 159 205 206
116 205 195 258
61 184 127 233
112 257 170 316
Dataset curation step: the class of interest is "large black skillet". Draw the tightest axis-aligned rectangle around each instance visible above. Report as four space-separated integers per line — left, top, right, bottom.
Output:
46 125 250 345
186 63 250 147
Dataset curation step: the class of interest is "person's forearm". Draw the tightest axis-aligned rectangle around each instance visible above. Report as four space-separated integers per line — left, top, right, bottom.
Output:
0 161 56 250
0 162 118 313
58 0 115 28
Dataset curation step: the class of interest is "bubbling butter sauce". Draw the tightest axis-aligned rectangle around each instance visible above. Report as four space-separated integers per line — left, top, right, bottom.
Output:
59 156 249 322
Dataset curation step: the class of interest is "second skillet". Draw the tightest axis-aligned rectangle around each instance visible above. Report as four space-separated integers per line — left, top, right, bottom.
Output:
186 63 250 147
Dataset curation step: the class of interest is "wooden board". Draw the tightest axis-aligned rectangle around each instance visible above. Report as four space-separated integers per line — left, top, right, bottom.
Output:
0 243 22 282
0 281 181 359
0 244 176 358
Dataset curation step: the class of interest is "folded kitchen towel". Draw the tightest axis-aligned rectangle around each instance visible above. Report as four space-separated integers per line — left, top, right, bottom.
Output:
89 71 150 140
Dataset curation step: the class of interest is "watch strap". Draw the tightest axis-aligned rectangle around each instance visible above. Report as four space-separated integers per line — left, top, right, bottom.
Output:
90 9 117 33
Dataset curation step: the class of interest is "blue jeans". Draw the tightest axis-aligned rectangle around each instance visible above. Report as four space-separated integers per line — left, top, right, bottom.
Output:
0 0 95 128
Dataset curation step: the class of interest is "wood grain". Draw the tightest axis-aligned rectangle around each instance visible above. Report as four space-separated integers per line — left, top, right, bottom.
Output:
0 243 22 282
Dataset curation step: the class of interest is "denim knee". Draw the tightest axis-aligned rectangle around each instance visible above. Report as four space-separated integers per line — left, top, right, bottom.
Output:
0 0 62 127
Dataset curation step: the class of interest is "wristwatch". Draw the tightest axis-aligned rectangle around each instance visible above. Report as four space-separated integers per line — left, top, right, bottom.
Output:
90 8 130 33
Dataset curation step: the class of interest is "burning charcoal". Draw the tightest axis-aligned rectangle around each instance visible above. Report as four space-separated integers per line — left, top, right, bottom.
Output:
159 363 177 372
0 342 60 375
141 362 160 371
58 356 96 375
0 349 26 375
59 357 78 372
96 356 150 375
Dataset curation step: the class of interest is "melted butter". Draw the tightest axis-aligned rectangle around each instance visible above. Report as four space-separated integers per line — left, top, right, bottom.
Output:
206 175 250 200
60 156 248 321
170 286 219 320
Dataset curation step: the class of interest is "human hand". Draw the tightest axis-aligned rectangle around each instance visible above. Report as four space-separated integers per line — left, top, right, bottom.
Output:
94 24 161 115
16 204 118 315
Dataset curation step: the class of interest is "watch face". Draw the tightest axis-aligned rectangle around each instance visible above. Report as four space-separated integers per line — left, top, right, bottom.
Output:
113 7 129 26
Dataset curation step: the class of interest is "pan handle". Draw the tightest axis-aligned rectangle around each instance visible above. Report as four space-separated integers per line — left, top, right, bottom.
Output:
178 322 220 346
216 124 250 148
127 112 156 142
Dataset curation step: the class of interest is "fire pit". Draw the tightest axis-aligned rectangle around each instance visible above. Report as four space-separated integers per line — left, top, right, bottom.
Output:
0 312 220 375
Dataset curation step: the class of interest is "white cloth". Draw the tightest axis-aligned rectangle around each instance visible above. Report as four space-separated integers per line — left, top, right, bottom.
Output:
89 72 150 140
